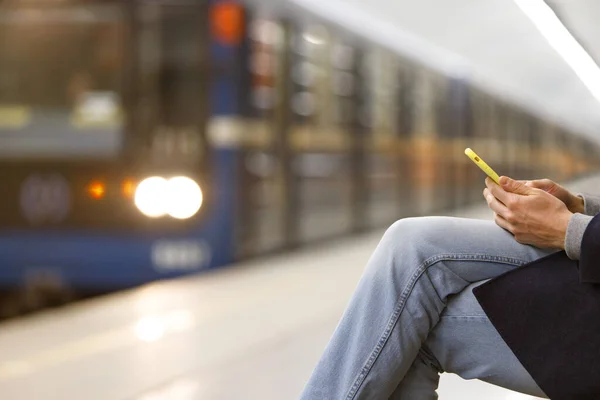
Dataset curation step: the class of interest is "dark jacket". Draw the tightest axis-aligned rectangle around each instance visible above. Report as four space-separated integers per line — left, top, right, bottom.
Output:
473 214 600 400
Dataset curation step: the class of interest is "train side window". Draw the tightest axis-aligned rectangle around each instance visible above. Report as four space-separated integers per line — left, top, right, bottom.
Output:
247 17 283 115
397 64 415 138
331 41 355 126
412 69 436 139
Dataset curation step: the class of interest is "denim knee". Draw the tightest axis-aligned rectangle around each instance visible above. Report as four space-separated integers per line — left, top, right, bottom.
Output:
380 217 433 254
367 217 434 280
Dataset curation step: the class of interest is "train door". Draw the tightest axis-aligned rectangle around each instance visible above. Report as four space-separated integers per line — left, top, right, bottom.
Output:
235 13 290 257
365 49 401 227
446 78 470 209
528 117 544 179
504 107 518 179
465 89 489 203
513 111 530 180
431 75 452 212
517 112 535 179
410 69 439 215
571 133 588 177
546 122 569 180
288 23 354 243
396 62 417 215
494 103 511 179
460 83 480 204
541 122 558 180
338 39 367 233
581 137 600 176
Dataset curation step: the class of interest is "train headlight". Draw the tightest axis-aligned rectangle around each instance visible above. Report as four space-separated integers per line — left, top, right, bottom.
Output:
134 176 203 219
165 176 203 220
135 177 169 218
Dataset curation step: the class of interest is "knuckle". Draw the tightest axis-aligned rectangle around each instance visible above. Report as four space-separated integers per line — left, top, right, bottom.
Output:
494 215 502 225
505 212 516 224
514 235 524 244
514 233 528 244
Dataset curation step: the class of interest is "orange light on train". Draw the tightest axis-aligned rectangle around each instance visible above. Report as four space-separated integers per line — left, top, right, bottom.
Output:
88 181 106 199
210 2 245 45
121 179 136 199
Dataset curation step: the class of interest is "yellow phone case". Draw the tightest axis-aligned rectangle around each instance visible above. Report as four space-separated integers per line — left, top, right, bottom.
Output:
464 148 500 184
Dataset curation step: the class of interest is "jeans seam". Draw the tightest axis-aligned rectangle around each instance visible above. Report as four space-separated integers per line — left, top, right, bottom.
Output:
423 268 445 304
344 253 528 400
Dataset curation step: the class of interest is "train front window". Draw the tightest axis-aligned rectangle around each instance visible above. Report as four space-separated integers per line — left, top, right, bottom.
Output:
134 2 208 163
0 3 125 159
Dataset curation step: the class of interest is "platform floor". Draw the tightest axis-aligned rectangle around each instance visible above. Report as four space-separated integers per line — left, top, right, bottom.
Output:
1 175 599 400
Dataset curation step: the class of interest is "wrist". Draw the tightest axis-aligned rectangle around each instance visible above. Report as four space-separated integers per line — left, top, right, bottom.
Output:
555 209 574 250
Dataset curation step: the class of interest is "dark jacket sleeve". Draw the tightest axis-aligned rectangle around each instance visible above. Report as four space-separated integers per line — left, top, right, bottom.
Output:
579 214 600 284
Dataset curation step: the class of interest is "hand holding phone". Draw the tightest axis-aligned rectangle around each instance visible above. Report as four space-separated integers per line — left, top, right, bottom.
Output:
464 148 501 185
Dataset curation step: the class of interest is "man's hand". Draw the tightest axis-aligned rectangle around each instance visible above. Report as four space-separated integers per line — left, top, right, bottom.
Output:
522 179 584 214
483 176 573 249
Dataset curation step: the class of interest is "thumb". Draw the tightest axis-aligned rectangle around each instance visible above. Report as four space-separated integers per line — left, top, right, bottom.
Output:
500 176 534 195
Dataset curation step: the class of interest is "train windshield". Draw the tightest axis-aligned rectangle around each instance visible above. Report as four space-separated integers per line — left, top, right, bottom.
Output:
0 3 125 159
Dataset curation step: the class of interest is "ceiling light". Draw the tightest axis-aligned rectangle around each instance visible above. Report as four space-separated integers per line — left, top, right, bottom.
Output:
514 0 600 103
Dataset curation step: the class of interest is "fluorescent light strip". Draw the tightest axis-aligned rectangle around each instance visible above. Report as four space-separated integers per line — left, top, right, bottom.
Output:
514 0 600 103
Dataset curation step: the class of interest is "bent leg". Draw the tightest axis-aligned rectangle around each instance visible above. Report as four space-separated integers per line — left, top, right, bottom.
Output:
390 282 548 399
300 217 555 400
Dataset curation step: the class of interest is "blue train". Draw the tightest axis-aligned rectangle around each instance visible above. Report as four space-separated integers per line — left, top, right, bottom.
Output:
0 0 598 315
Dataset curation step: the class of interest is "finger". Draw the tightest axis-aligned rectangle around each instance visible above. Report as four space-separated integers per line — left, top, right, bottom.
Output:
484 177 497 188
494 213 513 233
526 179 553 190
516 180 535 187
483 188 496 205
484 188 510 219
483 188 491 206
486 178 512 206
500 176 535 196
487 193 510 218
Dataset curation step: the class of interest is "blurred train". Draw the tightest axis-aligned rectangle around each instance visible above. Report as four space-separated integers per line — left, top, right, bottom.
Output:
0 0 599 315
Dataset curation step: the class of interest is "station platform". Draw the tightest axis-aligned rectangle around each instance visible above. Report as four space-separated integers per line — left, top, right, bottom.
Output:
1 175 599 400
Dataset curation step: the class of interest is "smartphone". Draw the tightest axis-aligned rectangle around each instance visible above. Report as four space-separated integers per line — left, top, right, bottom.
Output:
464 148 500 185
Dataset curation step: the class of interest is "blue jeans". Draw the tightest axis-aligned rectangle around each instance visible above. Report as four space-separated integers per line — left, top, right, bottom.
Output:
300 217 554 400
